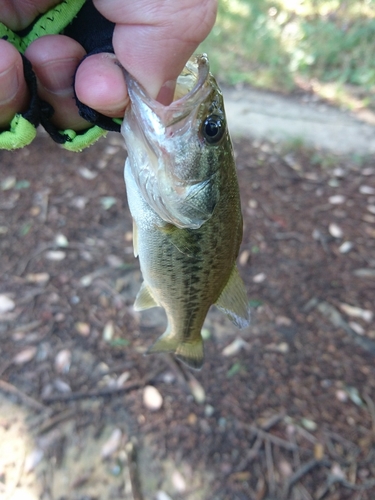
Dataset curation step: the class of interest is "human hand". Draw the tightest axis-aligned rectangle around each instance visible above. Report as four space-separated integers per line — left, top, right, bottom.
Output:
0 0 217 132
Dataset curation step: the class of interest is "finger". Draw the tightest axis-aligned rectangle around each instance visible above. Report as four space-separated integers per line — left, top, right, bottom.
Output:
0 0 61 31
94 0 217 101
0 39 29 129
75 53 129 118
25 35 89 131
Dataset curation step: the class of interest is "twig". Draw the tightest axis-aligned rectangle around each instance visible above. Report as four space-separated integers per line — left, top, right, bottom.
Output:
125 440 144 500
236 436 263 471
265 438 276 497
42 380 143 403
16 242 96 275
317 301 375 354
363 393 375 435
283 459 331 499
261 412 286 431
318 475 375 498
243 424 299 451
0 379 48 412
37 408 77 434
273 232 305 242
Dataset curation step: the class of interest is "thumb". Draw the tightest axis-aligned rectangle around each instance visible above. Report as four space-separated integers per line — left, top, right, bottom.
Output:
94 0 217 101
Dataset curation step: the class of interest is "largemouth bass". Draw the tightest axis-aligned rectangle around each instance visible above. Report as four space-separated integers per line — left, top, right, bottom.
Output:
122 54 250 369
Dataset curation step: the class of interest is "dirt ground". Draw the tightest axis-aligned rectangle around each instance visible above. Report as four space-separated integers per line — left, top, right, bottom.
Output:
1 116 375 500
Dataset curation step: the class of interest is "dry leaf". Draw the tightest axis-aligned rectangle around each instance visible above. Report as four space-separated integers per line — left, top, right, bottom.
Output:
0 294 15 314
101 428 122 458
143 385 163 410
13 346 37 365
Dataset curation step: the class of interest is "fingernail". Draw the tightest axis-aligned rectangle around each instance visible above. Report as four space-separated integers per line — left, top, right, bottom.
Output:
0 66 20 104
37 58 80 94
157 80 176 105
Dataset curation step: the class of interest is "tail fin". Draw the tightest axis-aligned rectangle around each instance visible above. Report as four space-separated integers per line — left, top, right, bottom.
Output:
176 340 204 370
147 329 204 370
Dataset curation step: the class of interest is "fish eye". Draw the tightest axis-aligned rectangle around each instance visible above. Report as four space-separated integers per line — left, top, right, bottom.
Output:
202 115 225 144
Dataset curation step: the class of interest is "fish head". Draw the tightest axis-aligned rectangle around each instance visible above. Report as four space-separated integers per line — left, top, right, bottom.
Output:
122 54 233 229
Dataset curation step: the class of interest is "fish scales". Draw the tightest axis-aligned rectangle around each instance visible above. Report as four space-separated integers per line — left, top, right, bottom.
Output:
122 54 250 369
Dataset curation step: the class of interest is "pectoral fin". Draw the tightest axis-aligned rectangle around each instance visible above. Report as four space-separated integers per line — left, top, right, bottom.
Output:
159 224 201 258
134 282 158 311
215 265 250 328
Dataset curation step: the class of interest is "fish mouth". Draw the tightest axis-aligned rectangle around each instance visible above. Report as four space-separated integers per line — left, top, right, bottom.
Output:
124 54 212 127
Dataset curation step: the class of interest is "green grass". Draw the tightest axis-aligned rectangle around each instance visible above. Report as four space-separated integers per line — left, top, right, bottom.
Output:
199 0 375 108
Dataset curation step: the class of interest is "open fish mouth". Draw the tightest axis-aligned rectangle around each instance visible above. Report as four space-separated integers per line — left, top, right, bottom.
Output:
124 54 212 128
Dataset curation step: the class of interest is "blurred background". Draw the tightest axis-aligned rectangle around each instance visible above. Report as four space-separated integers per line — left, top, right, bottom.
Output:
200 0 375 110
1 1 375 500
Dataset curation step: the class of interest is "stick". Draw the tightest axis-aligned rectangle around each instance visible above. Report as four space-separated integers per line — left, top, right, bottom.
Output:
42 381 142 403
363 393 375 435
243 424 299 451
265 438 276 497
0 379 47 412
125 441 144 500
283 459 331 498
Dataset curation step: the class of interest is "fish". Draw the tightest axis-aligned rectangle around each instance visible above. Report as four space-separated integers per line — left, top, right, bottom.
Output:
121 54 250 369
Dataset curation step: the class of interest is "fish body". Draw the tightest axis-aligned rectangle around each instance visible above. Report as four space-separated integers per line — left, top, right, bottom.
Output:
122 55 250 369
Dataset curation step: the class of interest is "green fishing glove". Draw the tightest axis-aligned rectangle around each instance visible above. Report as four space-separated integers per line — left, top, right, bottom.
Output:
0 0 121 152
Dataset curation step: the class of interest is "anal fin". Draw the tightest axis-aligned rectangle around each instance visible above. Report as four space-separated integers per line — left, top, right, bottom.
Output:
215 265 250 328
134 282 158 311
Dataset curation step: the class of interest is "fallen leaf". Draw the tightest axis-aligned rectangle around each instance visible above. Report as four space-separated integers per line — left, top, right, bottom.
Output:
345 386 364 406
116 371 130 387
143 385 163 410
102 321 114 341
53 378 71 393
25 273 50 284
100 196 117 210
156 492 173 500
359 185 375 195
222 337 248 357
329 195 345 204
24 448 44 473
340 303 373 322
45 250 66 261
188 378 205 404
0 294 15 313
78 167 98 180
1 176 16 190
353 268 375 278
253 272 266 283
171 470 186 493
54 349 71 374
15 180 30 189
314 443 325 460
75 322 90 336
301 417 317 431
101 428 122 459
339 241 353 253
55 234 69 247
13 346 37 365
328 223 343 239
